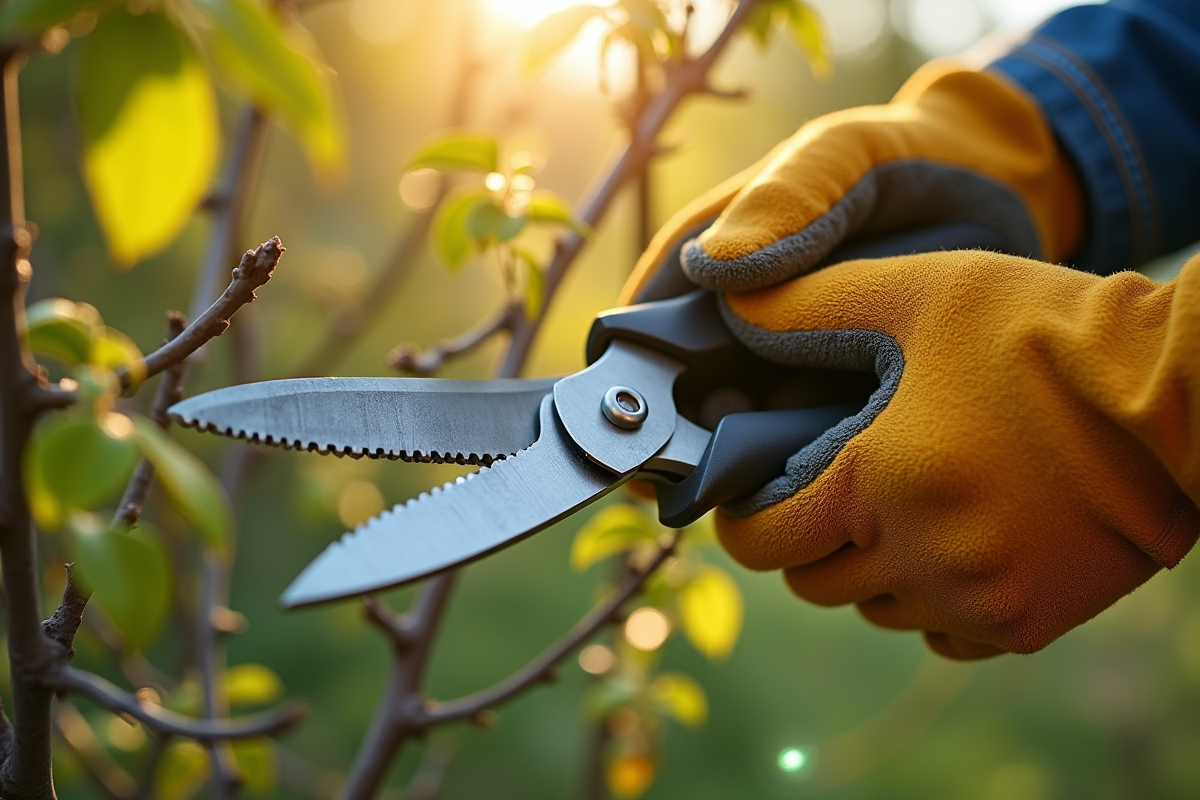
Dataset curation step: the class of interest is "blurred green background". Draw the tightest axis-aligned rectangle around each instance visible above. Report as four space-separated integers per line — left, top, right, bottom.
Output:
19 0 1200 797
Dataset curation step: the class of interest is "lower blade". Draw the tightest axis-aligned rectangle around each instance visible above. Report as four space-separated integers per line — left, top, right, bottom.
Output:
281 396 625 608
170 377 556 465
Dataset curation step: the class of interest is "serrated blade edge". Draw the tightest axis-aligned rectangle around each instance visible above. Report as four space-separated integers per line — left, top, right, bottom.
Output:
280 396 625 607
169 377 556 465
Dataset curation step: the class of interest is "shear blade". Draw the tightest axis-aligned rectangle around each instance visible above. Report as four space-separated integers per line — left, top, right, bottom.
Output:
280 396 627 608
169 377 556 464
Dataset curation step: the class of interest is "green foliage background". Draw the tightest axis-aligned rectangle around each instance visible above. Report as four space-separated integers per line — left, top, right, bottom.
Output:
15 0 1200 797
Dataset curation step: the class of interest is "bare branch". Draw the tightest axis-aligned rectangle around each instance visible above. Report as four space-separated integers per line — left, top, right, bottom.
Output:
127 237 284 389
387 305 515 377
41 568 87 662
423 535 678 725
361 597 416 651
48 667 307 742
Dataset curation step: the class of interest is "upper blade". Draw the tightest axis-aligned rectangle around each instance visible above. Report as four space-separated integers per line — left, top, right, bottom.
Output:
169 377 556 464
280 396 625 608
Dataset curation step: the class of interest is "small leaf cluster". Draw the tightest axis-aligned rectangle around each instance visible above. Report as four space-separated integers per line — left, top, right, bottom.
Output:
1 0 343 266
571 502 744 799
404 129 586 320
522 0 830 99
22 300 232 652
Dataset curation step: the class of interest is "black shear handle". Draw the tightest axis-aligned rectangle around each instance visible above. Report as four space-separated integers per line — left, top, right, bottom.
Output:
587 222 1009 527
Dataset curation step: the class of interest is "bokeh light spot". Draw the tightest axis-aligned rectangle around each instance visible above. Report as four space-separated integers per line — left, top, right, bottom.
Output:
399 168 440 210
338 481 384 528
578 643 615 675
778 747 807 774
624 607 670 651
484 171 507 192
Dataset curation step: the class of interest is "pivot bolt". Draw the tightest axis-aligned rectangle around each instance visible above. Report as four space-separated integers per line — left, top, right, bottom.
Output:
601 386 647 429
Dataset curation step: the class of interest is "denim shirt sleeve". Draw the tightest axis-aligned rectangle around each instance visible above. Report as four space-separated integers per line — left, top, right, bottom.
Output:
989 0 1200 274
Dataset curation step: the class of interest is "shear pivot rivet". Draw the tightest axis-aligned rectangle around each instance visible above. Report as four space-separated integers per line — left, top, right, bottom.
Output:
602 386 647 429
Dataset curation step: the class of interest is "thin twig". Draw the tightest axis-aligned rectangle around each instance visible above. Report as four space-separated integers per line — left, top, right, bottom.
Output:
386 305 515 376
423 536 677 725
47 667 307 742
128 237 284 389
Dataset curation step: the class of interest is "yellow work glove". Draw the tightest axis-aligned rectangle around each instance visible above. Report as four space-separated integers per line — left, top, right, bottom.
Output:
715 251 1200 660
622 61 1082 304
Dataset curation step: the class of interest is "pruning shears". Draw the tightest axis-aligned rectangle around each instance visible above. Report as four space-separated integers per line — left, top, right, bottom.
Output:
168 223 1004 609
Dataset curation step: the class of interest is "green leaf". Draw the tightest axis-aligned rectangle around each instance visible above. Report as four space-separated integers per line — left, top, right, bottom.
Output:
90 327 146 388
431 189 491 271
132 418 233 550
24 413 139 530
77 11 219 266
742 1 777 50
783 0 830 79
72 520 171 651
526 190 588 234
520 4 604 80
225 664 284 708
678 566 743 659
571 504 658 571
467 201 526 245
24 298 101 367
231 738 277 797
650 672 708 727
516 249 544 322
407 129 499 173
155 740 211 800
0 0 114 36
582 676 638 721
195 0 344 174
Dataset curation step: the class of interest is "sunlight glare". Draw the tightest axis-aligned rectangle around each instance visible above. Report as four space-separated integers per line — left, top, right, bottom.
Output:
485 0 593 28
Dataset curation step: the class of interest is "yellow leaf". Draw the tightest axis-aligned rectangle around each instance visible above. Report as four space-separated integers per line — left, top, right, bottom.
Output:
678 566 743 659
607 753 655 799
784 0 831 79
78 11 219 266
650 671 708 727
571 504 658 571
155 740 211 800
231 738 277 796
225 664 284 708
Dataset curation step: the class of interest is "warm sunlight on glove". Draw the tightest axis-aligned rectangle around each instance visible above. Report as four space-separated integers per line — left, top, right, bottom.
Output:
716 251 1200 660
622 60 1082 304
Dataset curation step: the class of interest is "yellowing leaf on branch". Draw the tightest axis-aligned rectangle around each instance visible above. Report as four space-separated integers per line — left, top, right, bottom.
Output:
678 565 743 659
407 129 499 174
526 190 588 234
570 503 659 571
133 418 233 551
24 412 139 530
155 740 211 800
72 518 171 651
650 671 708 727
194 0 344 178
607 752 655 799
77 11 219 267
520 4 605 80
225 664 284 708
784 0 831 79
23 298 101 366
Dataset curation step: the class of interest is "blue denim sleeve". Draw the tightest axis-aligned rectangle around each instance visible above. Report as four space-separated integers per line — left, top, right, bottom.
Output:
989 0 1200 274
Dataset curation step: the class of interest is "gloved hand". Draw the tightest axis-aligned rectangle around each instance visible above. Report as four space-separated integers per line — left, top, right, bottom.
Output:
622 61 1082 304
715 250 1200 660
621 61 1200 659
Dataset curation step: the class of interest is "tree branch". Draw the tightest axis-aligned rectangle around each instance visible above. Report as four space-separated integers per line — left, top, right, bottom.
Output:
47 667 307 742
386 304 515 377
423 536 677 726
127 237 284 389
498 0 759 379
